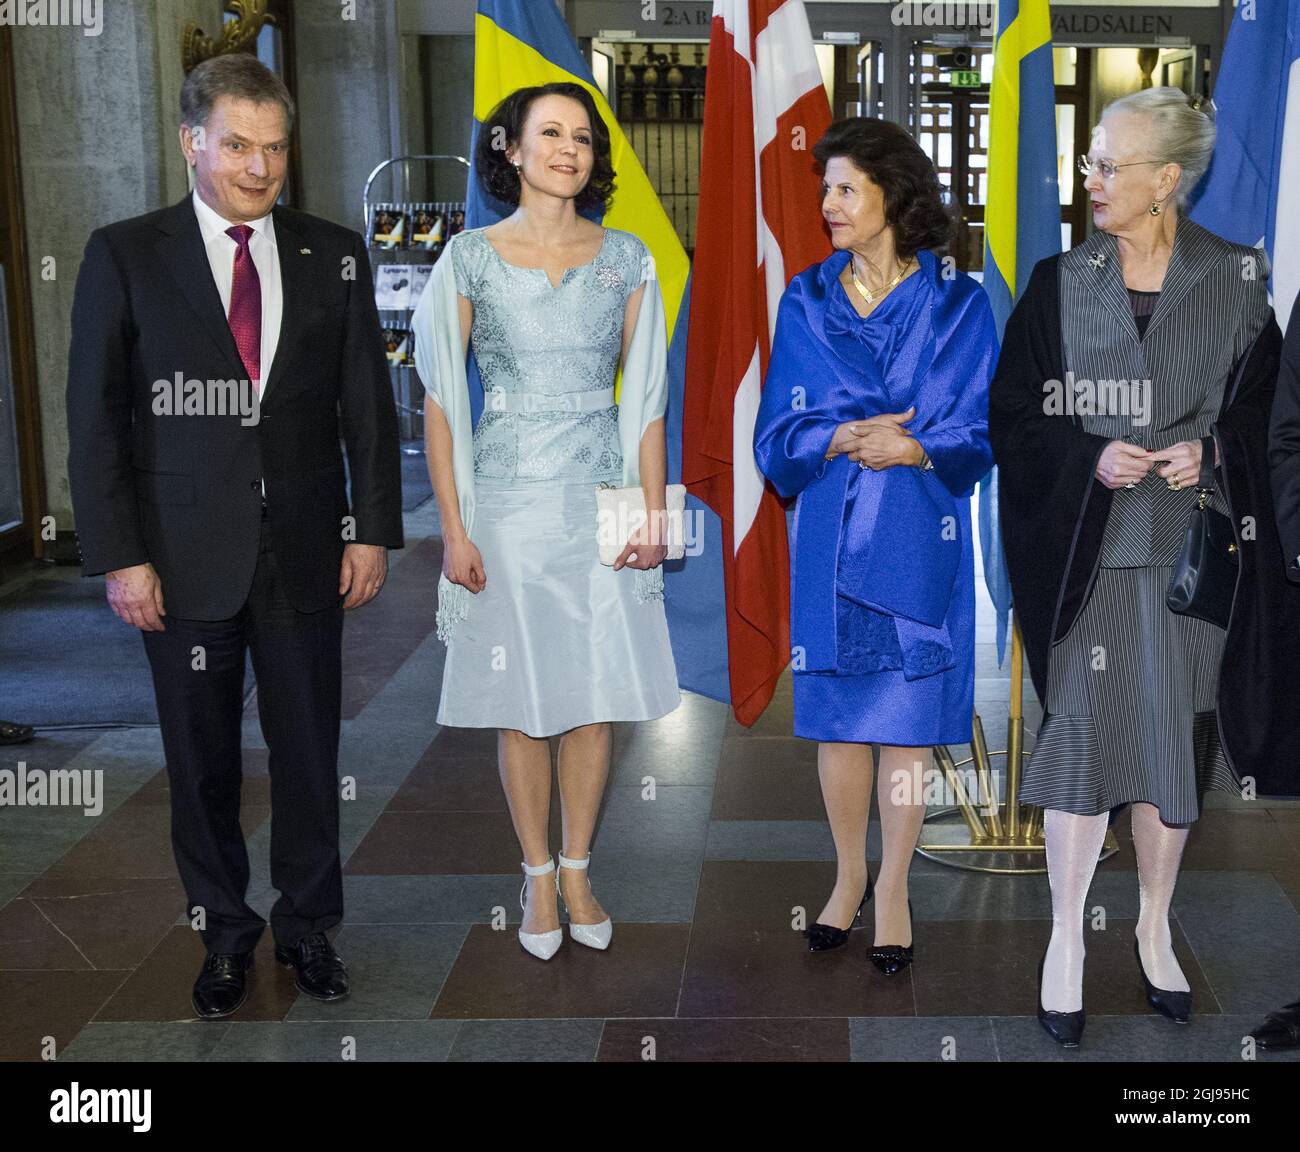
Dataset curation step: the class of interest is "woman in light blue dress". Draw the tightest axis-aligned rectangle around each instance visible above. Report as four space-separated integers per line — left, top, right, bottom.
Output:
413 83 680 962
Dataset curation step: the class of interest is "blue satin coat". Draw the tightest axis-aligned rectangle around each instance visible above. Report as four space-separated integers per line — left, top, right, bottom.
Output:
753 248 997 744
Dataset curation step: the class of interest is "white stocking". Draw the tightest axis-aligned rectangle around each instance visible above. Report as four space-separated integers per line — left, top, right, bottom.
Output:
1131 801 1191 992
1041 808 1109 1013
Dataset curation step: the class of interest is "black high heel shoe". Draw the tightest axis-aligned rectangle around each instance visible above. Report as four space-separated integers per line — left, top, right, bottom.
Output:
804 872 873 952
868 898 914 976
1134 940 1191 1024
1037 950 1085 1047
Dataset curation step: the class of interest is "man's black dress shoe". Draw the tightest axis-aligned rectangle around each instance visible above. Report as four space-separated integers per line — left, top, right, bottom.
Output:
1036 951 1085 1047
867 898 914 976
275 932 350 1001
1250 1000 1300 1051
805 873 874 952
0 720 34 745
1134 940 1191 1023
192 951 254 1019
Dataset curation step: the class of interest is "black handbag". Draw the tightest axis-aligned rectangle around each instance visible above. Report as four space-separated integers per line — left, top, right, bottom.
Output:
1166 436 1238 629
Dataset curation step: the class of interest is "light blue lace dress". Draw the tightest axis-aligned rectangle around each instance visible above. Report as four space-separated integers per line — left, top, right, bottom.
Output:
435 226 681 736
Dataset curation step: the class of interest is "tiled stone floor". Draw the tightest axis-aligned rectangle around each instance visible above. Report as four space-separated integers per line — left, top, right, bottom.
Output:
3 503 1299 1062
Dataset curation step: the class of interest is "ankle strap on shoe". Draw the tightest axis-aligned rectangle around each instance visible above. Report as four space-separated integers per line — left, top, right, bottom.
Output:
521 856 556 877
557 852 591 870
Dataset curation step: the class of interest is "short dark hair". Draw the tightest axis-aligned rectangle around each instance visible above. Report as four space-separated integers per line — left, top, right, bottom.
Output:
475 83 615 213
181 53 296 135
812 118 952 259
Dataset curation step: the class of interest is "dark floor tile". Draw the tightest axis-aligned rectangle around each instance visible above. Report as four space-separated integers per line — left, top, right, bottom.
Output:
0 897 93 970
210 1020 461 1061
0 970 127 1061
345 810 557 875
1 730 102 773
711 736 823 821
388 738 503 812
849 1016 999 1061
94 927 301 1023
610 694 727 786
992 1013 1300 1062
285 924 469 1022
450 1018 603 1061
1179 809 1300 871
1273 871 1300 915
39 793 269 882
1172 871 1300 1015
678 912 914 1018
598 1016 850 1061
339 537 442 720
59 1021 230 1061
910 918 1216 1018
15 876 185 970
431 923 689 1019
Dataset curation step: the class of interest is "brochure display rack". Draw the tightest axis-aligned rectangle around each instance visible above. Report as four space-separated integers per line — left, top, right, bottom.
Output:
362 154 471 450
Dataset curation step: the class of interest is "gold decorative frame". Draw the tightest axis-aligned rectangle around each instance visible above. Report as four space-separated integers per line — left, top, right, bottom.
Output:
182 0 274 74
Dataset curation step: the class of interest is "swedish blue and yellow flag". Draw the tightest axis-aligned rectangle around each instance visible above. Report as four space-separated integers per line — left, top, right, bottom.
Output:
980 0 1061 662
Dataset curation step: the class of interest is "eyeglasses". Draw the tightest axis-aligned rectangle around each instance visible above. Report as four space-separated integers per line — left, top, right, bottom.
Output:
1078 154 1168 180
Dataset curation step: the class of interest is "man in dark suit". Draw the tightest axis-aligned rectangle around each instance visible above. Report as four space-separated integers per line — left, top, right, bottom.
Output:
66 54 403 1018
1261 295 1300 1052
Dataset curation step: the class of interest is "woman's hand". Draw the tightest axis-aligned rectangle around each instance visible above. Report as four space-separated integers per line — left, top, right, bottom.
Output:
826 407 919 470
613 513 668 571
847 423 925 471
443 533 486 592
1152 440 1204 490
1095 440 1155 489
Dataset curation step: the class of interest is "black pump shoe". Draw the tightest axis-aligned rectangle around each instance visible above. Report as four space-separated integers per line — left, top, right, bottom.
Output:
867 898 914 976
805 873 874 952
1037 951 1085 1047
1134 940 1191 1024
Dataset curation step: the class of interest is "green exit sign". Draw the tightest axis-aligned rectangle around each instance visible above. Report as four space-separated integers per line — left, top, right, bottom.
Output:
951 70 982 88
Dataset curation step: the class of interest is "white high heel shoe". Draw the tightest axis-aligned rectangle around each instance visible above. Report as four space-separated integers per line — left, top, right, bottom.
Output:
518 857 563 961
557 852 613 950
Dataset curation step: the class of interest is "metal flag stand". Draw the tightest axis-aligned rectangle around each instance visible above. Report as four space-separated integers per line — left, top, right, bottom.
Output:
917 614 1119 874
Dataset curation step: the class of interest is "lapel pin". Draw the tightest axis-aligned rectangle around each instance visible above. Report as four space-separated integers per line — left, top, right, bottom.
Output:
299 247 311 255
1088 251 1107 270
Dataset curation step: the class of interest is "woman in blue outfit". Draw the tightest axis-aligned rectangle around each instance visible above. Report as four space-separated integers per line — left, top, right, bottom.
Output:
413 84 680 962
754 118 996 974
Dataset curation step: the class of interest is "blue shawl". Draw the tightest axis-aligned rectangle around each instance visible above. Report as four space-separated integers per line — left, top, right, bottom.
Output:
754 248 997 677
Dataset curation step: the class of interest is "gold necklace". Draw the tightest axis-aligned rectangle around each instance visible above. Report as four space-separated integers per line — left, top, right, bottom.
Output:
850 254 914 304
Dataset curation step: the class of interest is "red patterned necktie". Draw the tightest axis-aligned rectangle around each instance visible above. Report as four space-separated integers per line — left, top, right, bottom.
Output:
225 224 262 391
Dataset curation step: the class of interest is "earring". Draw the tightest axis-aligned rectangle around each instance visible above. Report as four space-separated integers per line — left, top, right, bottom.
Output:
1149 200 1163 216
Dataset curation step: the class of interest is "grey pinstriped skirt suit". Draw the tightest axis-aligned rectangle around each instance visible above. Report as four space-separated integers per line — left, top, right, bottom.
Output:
1020 219 1272 824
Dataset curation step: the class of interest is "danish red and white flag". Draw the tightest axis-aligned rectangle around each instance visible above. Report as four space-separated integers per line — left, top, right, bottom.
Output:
682 0 831 726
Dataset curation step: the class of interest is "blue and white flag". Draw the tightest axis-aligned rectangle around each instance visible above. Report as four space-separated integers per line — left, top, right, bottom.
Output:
1191 0 1300 333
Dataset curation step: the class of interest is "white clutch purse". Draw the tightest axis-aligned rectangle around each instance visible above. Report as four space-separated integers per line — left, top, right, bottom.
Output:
595 482 688 566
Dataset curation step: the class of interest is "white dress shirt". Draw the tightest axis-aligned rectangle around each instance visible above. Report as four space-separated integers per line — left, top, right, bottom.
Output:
191 188 282 396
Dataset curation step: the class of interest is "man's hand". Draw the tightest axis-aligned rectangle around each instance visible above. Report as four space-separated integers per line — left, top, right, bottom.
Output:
106 563 166 631
339 543 387 609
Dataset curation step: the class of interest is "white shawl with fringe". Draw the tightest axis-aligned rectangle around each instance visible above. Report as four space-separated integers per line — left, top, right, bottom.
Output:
412 229 669 643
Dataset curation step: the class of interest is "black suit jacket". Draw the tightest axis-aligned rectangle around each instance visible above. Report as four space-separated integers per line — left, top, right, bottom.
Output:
1269 298 1300 583
67 196 403 619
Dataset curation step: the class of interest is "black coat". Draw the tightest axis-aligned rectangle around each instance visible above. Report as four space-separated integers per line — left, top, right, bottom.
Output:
989 255 1300 798
67 196 403 619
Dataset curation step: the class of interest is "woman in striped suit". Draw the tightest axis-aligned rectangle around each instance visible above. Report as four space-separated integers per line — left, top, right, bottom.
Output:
991 88 1293 1046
